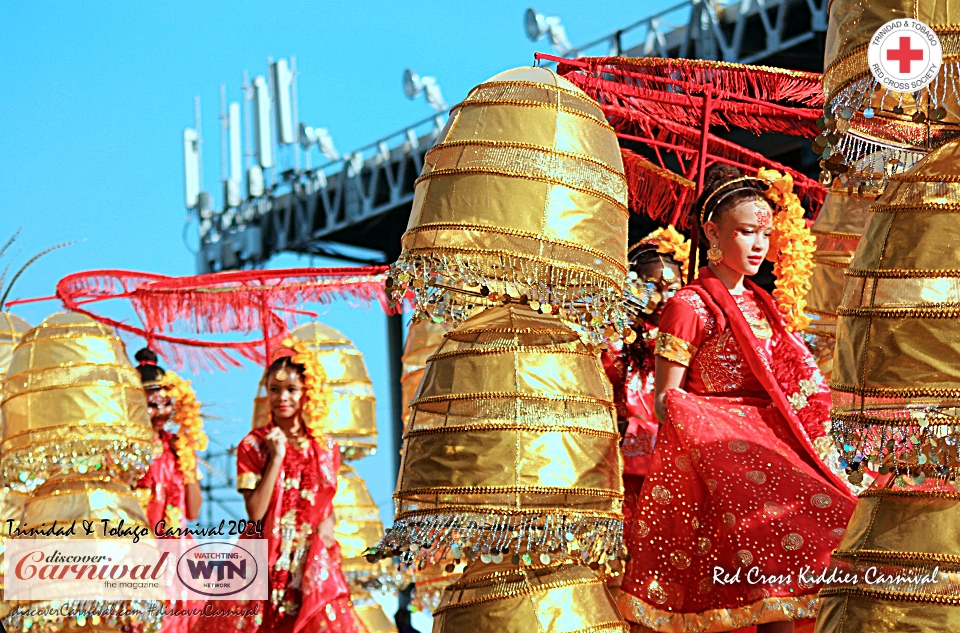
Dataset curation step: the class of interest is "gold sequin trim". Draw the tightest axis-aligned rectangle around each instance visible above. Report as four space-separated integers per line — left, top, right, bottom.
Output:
404 424 619 440
819 586 960 605
831 548 960 569
845 267 960 279
237 472 261 490
462 80 608 122
655 331 697 366
419 141 628 208
830 380 960 399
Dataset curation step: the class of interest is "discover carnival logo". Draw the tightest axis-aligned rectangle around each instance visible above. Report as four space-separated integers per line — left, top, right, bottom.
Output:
868 18 942 92
4 539 267 601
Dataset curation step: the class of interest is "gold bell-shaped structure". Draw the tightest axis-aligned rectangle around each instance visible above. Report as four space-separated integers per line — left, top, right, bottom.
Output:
0 312 156 491
433 561 627 633
0 313 161 633
377 304 624 568
254 322 377 459
333 464 397 632
818 0 960 186
400 320 448 430
333 463 393 585
816 138 960 631
0 312 30 620
386 66 629 344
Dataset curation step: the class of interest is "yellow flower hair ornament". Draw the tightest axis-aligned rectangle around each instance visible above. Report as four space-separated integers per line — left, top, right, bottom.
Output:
162 371 208 484
632 225 691 279
756 168 816 332
282 338 332 446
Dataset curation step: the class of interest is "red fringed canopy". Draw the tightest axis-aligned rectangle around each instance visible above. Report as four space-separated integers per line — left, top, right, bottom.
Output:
545 55 828 229
56 266 392 371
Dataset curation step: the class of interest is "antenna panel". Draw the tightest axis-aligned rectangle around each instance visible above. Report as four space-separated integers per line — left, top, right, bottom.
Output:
183 128 200 209
228 102 242 183
253 76 274 168
271 59 295 145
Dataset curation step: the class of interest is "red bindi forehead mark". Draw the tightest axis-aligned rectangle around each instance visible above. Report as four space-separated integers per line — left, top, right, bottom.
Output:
755 202 772 225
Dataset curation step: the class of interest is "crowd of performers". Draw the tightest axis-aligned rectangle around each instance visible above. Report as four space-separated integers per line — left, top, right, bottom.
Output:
110 163 858 633
132 350 365 633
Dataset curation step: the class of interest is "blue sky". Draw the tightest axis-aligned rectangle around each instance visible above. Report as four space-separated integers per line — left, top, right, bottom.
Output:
1 1 676 525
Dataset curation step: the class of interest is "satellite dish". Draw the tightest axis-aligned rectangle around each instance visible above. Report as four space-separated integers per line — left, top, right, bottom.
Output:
525 8 545 41
403 69 422 100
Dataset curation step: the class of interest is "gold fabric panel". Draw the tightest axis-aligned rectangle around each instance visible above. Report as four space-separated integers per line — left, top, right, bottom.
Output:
655 332 696 367
833 312 960 393
433 562 627 633
813 193 873 238
397 427 622 498
806 253 854 317
381 305 624 567
416 348 611 405
814 490 960 632
352 588 398 633
444 103 621 173
22 477 150 531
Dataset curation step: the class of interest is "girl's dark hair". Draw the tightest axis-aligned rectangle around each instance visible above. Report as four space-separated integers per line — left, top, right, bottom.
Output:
265 356 306 381
693 164 770 241
134 347 166 385
629 243 680 276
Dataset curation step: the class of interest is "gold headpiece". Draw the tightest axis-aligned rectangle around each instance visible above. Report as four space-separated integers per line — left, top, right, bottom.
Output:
698 176 762 226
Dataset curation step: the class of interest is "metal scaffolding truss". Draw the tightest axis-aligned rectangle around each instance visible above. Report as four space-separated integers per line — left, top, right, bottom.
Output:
198 0 828 271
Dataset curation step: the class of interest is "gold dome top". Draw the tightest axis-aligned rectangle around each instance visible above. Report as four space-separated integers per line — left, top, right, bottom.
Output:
388 66 629 344
0 312 155 491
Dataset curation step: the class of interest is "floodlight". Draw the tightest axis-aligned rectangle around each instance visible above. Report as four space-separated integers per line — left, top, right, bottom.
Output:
403 68 448 112
524 8 572 53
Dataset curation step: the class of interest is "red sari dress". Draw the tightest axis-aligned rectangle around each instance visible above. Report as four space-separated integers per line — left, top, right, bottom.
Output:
201 424 365 633
137 431 200 633
617 269 856 633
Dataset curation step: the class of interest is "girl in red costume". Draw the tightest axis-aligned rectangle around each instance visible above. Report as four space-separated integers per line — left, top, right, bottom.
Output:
135 348 205 633
204 346 365 633
617 165 856 633
603 228 687 532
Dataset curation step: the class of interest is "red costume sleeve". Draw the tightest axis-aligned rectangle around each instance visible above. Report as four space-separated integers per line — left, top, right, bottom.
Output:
236 431 267 491
654 295 704 367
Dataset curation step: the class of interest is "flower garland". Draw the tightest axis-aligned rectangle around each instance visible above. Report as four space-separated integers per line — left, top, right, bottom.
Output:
635 225 691 279
162 371 208 484
281 338 331 445
757 168 817 332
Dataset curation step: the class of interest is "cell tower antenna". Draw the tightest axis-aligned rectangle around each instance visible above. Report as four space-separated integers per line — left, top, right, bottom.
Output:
291 56 301 172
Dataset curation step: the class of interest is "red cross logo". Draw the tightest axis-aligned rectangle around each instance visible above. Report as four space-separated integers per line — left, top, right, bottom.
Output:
886 36 924 74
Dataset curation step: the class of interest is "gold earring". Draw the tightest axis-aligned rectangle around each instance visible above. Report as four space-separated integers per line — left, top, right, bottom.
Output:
707 244 723 264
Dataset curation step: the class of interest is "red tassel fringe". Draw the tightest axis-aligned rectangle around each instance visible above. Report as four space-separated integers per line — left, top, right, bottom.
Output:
56 266 393 372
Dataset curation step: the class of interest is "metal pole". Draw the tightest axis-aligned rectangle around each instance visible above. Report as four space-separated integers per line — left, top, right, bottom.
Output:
689 85 713 285
194 96 203 193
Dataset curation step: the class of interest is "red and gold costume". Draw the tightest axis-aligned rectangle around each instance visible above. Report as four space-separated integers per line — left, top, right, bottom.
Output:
216 423 364 633
138 430 189 533
617 268 856 632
